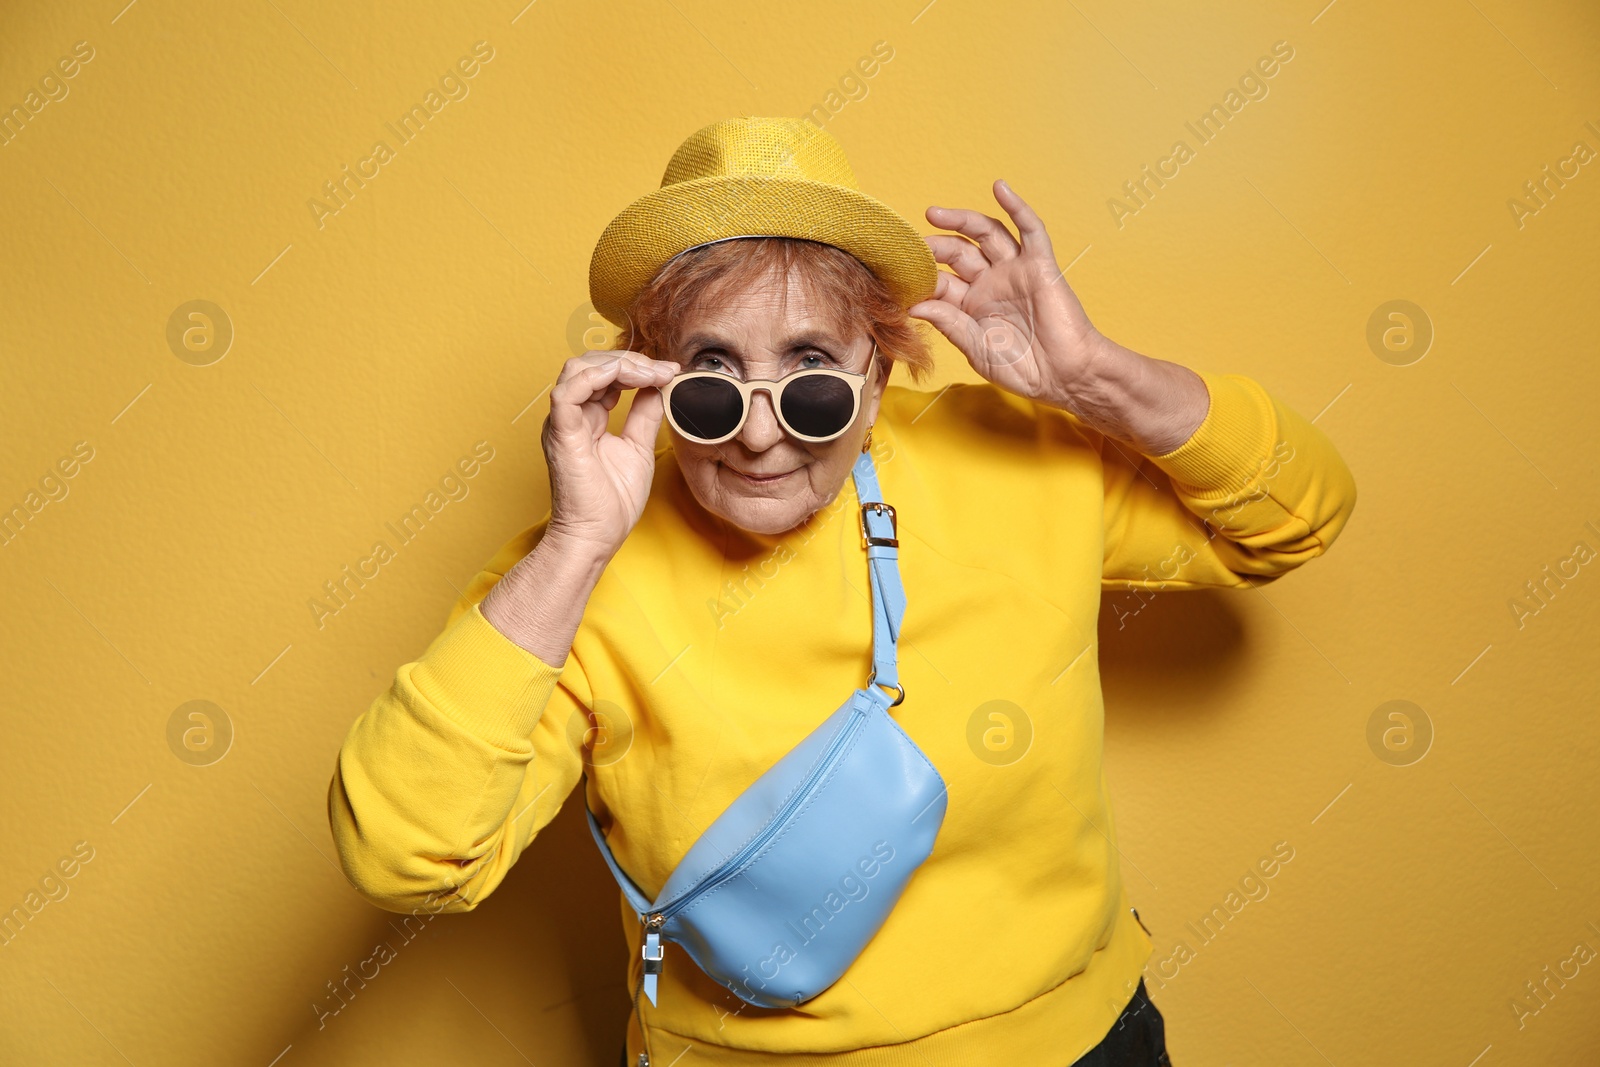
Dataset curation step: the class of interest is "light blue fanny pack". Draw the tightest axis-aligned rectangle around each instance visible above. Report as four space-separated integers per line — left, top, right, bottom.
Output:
581 446 948 1011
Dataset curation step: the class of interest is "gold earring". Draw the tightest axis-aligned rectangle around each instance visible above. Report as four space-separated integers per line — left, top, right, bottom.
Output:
861 426 874 453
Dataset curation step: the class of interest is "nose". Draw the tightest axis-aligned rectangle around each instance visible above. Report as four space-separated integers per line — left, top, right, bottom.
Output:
736 385 784 451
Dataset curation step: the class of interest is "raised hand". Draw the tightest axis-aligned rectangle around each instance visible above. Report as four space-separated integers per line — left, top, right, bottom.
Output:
909 179 1208 455
908 179 1109 411
541 350 679 558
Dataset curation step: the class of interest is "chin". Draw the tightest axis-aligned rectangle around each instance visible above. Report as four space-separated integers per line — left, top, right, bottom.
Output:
722 499 809 536
692 483 810 535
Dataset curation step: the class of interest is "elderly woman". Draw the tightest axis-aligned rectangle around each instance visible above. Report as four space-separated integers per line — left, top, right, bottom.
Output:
329 117 1355 1067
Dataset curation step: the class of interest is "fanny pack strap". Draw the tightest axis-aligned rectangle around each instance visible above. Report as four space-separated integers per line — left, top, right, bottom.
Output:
587 794 654 917
580 447 905 918
852 447 905 697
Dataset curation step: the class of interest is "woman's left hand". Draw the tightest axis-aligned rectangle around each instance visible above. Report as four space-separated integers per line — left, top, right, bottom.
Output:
908 179 1107 410
909 179 1210 455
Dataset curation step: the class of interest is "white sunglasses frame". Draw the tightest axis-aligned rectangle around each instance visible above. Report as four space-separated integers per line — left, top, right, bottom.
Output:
660 343 881 446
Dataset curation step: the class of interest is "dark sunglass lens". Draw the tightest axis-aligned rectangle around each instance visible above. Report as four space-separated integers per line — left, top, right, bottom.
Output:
669 377 743 441
780 374 854 438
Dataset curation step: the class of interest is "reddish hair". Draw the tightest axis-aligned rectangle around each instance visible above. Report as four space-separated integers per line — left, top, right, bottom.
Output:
613 237 935 385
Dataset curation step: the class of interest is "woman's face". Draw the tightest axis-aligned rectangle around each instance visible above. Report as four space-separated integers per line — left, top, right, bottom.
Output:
662 268 887 537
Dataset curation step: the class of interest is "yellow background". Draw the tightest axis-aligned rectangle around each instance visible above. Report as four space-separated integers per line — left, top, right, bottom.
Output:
3 0 1598 1063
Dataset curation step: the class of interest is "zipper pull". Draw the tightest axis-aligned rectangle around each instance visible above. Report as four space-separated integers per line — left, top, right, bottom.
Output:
642 912 665 1006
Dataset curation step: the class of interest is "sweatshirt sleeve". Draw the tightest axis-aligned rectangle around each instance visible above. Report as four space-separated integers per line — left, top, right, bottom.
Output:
1100 369 1357 590
326 521 591 915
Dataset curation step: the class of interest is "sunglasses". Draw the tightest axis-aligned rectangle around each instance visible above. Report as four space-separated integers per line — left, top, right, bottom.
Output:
661 344 880 445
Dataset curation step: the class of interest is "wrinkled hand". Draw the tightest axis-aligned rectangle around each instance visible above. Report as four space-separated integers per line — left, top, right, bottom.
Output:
908 179 1110 412
541 350 678 558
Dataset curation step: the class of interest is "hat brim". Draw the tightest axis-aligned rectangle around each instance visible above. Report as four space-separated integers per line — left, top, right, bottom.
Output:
588 175 937 328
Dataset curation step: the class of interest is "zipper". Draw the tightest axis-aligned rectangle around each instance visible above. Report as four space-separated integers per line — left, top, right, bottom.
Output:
633 934 655 1066
638 910 664 1009
637 698 872 1003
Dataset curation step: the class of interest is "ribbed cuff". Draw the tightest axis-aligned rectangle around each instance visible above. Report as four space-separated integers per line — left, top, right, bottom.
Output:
408 602 566 750
1148 370 1278 500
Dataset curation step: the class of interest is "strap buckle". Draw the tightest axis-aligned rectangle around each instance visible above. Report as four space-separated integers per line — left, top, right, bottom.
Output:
642 932 665 974
859 501 898 549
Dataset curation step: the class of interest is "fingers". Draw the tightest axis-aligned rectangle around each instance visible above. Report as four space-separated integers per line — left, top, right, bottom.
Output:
932 268 970 306
925 204 1021 265
926 234 993 284
925 181 1056 266
991 179 1054 256
556 349 673 386
907 297 985 361
550 352 676 434
619 385 665 451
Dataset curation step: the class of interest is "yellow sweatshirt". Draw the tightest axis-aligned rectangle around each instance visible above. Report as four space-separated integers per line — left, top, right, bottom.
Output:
328 369 1356 1065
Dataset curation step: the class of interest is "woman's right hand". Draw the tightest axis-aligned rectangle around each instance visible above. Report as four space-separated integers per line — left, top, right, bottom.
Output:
541 349 679 559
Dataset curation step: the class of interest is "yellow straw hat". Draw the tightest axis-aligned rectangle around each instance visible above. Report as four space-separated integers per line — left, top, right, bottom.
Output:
588 116 937 328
